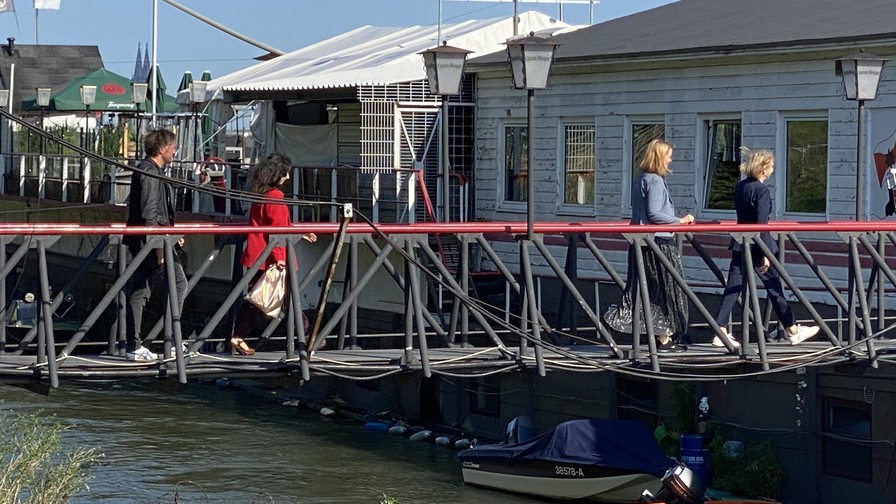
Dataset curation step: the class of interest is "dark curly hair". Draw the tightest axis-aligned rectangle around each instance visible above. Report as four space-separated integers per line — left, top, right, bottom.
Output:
250 153 292 194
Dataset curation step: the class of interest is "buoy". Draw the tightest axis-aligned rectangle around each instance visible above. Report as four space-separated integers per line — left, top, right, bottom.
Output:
409 429 432 442
363 421 391 432
320 407 336 416
388 424 407 435
282 399 300 407
435 435 452 447
454 438 472 450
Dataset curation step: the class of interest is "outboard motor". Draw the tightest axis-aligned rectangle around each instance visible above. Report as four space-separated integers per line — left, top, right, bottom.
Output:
639 464 705 504
504 415 535 444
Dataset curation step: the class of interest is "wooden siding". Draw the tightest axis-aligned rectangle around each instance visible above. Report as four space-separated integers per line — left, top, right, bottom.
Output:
472 50 896 294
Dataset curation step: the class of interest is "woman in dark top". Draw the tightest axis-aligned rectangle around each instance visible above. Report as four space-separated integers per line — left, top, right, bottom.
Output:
604 139 694 351
712 148 819 348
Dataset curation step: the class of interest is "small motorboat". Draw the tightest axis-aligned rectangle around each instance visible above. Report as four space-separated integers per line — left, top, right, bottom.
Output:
458 418 675 503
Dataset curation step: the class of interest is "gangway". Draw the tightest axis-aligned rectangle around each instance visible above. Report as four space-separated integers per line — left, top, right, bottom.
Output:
0 107 894 388
0 219 892 389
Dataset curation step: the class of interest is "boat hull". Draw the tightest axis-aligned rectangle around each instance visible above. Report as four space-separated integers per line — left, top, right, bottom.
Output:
461 459 660 502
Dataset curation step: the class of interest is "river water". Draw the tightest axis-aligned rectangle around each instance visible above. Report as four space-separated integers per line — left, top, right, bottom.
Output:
0 380 531 504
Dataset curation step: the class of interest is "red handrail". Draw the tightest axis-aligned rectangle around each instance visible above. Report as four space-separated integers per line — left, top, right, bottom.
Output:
0 220 893 236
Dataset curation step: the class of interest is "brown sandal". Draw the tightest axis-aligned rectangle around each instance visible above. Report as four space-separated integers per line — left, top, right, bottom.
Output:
230 337 255 356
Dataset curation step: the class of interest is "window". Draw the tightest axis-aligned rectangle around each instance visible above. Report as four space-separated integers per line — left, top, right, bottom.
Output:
785 119 828 213
615 376 658 428
704 120 742 210
562 123 595 205
821 397 871 482
468 376 500 417
632 123 665 174
624 121 665 208
504 125 528 202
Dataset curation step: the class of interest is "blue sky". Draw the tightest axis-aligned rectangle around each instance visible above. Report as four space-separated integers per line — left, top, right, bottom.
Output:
0 0 674 83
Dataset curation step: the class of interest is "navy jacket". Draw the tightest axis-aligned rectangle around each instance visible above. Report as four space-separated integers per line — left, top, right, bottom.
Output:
730 176 777 254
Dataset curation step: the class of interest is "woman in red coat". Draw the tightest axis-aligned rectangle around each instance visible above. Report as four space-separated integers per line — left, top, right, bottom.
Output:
231 153 316 355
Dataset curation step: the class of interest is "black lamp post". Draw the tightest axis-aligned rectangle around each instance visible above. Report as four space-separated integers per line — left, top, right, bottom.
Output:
420 42 472 222
131 82 148 159
0 89 8 195
505 32 558 239
36 87 50 155
836 51 887 221
36 87 50 129
79 84 96 151
189 80 208 164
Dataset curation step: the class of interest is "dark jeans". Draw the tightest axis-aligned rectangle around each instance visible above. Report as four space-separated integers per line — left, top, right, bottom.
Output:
233 269 265 339
714 250 794 329
124 250 187 352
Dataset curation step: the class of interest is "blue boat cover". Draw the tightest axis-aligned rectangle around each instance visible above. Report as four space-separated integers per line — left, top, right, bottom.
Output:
458 419 673 477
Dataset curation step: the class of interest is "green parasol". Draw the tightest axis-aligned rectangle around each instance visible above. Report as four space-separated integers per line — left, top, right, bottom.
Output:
22 68 139 112
177 71 193 93
145 65 178 114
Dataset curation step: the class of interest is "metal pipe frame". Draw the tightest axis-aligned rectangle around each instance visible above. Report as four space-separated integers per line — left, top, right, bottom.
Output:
474 234 553 330
532 237 624 358
519 240 546 376
361 236 452 346
3 219 896 387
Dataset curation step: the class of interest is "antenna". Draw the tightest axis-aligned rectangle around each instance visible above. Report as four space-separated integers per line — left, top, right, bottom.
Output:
445 0 600 25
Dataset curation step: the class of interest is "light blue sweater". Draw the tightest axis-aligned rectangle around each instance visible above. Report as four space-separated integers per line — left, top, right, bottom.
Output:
630 172 679 238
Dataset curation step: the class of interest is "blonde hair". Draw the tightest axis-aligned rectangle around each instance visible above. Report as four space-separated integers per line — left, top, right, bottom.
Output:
640 139 673 176
739 147 774 179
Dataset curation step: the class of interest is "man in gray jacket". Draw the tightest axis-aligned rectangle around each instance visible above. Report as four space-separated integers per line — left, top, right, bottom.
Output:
123 128 186 361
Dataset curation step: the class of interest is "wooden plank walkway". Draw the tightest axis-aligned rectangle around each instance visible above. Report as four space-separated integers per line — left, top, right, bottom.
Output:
0 339 891 382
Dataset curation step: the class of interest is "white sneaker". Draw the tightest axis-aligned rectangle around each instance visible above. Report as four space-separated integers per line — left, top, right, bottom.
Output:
126 345 159 361
168 342 191 358
788 325 820 345
712 331 740 348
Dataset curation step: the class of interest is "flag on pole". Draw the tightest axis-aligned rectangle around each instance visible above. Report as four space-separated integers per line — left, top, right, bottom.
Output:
0 0 15 13
33 0 59 9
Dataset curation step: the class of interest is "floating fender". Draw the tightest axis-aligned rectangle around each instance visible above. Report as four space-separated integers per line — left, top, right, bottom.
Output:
454 438 472 450
363 421 391 432
408 429 432 442
388 424 407 436
319 407 336 416
434 435 452 447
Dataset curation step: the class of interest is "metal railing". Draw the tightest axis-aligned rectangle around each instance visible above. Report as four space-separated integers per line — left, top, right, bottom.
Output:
0 219 892 388
3 152 473 225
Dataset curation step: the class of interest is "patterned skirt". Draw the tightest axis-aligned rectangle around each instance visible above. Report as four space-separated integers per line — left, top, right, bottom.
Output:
603 238 689 337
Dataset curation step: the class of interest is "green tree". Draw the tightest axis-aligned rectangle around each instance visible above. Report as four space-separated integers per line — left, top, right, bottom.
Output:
0 410 102 503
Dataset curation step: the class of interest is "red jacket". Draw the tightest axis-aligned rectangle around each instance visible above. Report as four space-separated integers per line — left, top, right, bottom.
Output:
242 188 289 270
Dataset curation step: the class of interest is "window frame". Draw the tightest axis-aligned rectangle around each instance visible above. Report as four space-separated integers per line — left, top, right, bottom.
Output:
820 396 872 483
776 112 830 220
615 376 659 428
498 120 528 212
557 117 597 216
622 116 666 213
699 115 743 217
468 376 501 418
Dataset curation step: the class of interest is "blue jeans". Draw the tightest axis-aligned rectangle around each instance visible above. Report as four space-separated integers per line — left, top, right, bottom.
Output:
714 251 794 329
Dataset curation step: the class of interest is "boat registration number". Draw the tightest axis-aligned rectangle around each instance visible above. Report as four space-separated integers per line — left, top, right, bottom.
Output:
555 465 585 477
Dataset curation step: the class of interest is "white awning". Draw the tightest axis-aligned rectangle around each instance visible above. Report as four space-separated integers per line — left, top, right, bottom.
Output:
180 11 575 103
